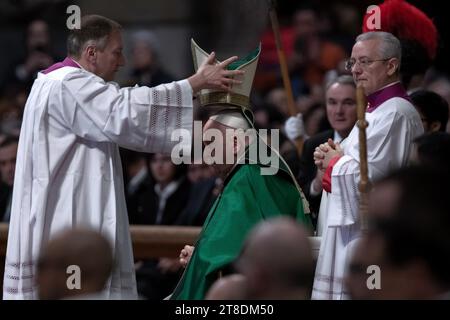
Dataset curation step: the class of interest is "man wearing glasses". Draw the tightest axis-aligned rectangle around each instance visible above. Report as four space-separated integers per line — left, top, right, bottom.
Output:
312 31 424 300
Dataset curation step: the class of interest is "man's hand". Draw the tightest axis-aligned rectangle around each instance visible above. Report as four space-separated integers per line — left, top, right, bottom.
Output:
314 138 343 170
313 141 329 171
188 52 244 93
179 245 194 268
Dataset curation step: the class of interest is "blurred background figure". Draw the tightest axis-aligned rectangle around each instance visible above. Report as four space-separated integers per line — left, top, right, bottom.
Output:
2 20 56 92
288 5 347 96
236 217 314 300
0 96 22 137
127 153 190 300
126 30 174 87
36 228 113 300
128 153 190 225
427 76 450 110
186 160 218 185
410 90 449 133
410 132 450 173
425 76 450 133
176 162 220 227
346 167 450 299
0 136 18 222
264 87 289 119
120 149 151 217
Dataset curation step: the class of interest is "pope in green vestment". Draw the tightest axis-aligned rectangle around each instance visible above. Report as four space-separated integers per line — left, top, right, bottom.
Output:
171 39 312 300
171 142 312 300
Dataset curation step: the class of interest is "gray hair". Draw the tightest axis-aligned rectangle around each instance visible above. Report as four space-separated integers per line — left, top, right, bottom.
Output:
67 15 122 58
355 31 402 69
326 74 356 91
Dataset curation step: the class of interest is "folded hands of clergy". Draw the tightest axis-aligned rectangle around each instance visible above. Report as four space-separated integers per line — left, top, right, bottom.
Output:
313 138 344 171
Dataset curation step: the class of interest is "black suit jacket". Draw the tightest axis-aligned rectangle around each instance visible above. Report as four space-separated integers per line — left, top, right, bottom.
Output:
297 129 334 221
128 178 191 225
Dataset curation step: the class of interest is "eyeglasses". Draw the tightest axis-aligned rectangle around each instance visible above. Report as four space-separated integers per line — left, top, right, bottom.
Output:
345 57 392 71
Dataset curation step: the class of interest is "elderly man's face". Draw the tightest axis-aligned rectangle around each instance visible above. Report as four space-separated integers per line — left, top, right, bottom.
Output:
203 119 233 171
350 39 398 96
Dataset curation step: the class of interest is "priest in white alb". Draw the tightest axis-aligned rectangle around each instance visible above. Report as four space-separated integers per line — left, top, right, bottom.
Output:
3 15 243 300
311 31 424 299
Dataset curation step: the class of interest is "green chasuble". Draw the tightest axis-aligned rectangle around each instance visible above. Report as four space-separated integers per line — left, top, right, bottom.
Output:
171 162 312 300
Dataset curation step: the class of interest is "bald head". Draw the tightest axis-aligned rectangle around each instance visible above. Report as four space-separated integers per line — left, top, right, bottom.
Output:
206 274 248 300
37 228 113 300
243 217 313 276
237 217 314 299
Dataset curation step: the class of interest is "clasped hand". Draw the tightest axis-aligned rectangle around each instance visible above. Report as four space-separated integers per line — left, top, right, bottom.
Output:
313 138 343 171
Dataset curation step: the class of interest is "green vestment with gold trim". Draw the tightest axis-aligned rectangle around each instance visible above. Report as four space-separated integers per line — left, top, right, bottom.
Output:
171 159 312 300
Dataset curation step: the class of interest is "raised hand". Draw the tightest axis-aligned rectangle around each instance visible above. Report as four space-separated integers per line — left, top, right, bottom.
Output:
188 52 244 93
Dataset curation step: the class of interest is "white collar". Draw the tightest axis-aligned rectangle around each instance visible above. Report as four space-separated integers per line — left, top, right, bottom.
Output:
333 131 343 143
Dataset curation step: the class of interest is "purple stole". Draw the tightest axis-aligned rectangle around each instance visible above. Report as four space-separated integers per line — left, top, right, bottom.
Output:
366 82 411 113
42 57 80 74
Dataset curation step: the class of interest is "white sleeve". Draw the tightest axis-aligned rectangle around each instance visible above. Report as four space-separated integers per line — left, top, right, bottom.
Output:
57 70 193 154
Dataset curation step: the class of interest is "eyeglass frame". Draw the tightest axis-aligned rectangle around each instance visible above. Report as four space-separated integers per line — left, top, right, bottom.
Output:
345 57 394 71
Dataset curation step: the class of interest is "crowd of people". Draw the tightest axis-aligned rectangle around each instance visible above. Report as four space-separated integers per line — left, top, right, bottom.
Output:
0 0 450 300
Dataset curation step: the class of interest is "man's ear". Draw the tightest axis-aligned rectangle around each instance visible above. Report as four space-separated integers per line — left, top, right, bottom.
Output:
85 45 97 64
387 57 400 77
